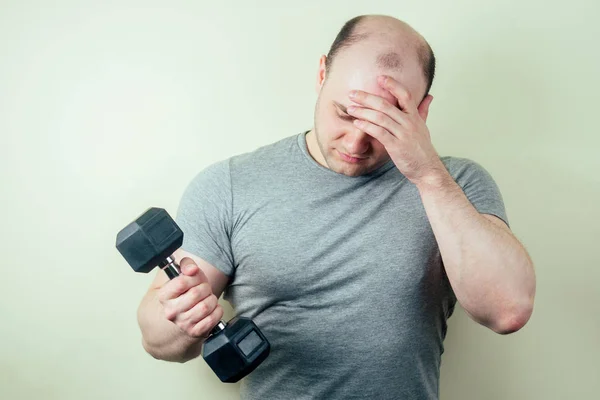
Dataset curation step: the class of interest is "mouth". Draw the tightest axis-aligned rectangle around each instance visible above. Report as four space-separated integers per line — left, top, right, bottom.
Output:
338 150 367 164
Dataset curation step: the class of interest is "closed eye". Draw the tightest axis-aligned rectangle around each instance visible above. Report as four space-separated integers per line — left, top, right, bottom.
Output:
337 111 355 122
333 101 357 122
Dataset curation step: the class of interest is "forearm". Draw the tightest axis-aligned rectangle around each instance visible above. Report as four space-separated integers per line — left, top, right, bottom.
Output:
415 170 536 334
137 290 205 362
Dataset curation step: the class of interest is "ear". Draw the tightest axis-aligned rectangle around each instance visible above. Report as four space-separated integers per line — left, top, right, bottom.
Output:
417 94 434 122
315 55 327 93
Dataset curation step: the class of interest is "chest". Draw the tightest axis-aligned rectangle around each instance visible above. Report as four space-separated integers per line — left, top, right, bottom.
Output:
227 184 444 308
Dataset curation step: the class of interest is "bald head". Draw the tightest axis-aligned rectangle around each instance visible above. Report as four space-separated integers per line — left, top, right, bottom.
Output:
325 15 435 100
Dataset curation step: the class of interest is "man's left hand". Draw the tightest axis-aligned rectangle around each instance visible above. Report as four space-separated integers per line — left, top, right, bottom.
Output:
346 75 448 186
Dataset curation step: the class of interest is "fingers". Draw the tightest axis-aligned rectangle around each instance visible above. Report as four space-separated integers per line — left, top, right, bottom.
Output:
158 259 209 302
189 303 225 338
349 89 408 122
347 106 401 137
155 257 223 338
182 294 219 330
162 282 213 321
352 119 396 149
377 75 417 114
173 294 223 338
180 257 199 276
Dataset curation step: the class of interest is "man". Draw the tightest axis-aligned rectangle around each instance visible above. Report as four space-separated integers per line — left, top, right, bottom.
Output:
136 14 536 400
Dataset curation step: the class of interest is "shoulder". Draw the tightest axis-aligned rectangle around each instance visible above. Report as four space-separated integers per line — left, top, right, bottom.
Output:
186 133 300 190
439 156 498 186
229 133 300 171
440 156 484 175
186 158 231 190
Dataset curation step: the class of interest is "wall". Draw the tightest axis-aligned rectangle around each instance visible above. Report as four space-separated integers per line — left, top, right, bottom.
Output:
1 1 598 399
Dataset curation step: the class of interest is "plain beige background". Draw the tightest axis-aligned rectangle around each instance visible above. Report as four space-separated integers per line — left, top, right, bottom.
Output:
1 0 598 399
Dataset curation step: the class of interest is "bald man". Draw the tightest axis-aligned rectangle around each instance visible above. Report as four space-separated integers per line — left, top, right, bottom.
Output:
136 14 536 400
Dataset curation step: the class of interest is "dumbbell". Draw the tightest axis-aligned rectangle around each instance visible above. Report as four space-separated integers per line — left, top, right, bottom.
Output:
115 207 270 383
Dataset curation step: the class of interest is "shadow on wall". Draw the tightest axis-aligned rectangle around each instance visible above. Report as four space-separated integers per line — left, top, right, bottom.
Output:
430 19 556 159
438 18 599 400
441 158 599 400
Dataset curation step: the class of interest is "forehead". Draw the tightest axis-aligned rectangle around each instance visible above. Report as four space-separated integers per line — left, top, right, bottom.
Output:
327 42 424 105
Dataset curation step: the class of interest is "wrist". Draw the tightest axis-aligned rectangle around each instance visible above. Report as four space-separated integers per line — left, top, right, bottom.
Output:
414 162 454 192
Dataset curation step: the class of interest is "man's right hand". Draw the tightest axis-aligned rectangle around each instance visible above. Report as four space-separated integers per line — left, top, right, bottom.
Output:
157 257 225 338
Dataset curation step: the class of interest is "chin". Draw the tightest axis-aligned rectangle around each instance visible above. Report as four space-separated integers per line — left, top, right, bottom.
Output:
327 157 372 177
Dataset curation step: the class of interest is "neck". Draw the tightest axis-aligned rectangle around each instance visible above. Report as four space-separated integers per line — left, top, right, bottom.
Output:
305 129 328 168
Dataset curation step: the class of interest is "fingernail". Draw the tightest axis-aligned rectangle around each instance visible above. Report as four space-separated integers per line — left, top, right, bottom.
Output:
347 106 356 113
349 90 357 98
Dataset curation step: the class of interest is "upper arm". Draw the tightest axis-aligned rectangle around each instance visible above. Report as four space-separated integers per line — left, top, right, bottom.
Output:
447 157 510 228
148 248 230 299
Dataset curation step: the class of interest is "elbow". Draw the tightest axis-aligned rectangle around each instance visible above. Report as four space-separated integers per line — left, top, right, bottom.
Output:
492 301 534 335
141 338 163 360
141 338 195 364
493 261 537 335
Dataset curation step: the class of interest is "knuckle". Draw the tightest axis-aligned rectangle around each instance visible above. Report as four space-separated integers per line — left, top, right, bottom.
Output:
173 279 187 293
192 319 211 338
204 313 217 330
196 306 223 337
200 282 212 296
184 323 196 337
163 305 177 321
157 290 167 304
197 301 209 316
175 318 187 332
188 325 201 338
177 309 190 325
190 285 203 299
186 303 223 338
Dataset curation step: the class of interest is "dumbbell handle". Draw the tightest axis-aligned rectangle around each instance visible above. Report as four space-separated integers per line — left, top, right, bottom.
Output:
159 256 183 279
159 256 227 337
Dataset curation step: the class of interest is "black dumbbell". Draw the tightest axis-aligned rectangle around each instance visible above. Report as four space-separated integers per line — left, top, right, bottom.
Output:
115 207 270 383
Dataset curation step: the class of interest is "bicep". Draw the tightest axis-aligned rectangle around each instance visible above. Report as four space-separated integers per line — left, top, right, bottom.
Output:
148 249 230 298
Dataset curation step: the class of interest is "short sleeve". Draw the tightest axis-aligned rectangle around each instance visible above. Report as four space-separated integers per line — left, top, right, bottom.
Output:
175 159 235 276
443 157 510 228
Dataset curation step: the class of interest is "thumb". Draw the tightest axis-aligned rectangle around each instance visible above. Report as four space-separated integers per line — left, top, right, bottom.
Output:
179 257 199 276
418 94 433 122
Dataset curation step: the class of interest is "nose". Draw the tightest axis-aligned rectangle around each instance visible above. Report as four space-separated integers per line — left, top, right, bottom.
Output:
343 127 370 157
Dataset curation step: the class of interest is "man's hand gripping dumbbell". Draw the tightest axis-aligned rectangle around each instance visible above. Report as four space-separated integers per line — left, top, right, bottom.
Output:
116 207 270 383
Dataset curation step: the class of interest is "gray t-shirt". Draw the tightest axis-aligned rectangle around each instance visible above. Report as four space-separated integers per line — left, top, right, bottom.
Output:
175 131 508 400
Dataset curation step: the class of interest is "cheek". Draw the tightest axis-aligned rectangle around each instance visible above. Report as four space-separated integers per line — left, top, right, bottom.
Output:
372 140 388 156
318 113 344 137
